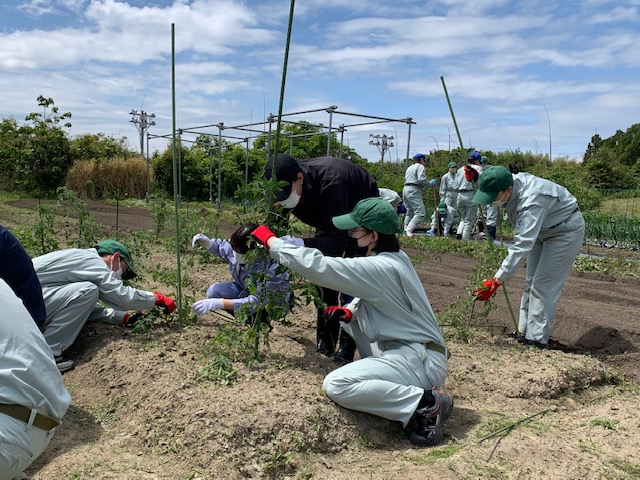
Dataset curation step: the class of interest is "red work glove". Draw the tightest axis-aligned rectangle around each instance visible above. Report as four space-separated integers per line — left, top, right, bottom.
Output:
464 166 479 182
154 291 176 313
251 225 277 248
473 279 501 302
325 306 353 324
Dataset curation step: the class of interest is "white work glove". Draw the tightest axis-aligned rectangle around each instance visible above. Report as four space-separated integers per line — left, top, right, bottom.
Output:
281 235 304 247
191 298 225 315
192 233 214 250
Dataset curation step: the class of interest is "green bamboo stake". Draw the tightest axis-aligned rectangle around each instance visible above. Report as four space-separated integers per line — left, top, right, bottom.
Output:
440 76 464 150
171 23 183 323
272 0 296 158
502 282 519 334
440 75 518 332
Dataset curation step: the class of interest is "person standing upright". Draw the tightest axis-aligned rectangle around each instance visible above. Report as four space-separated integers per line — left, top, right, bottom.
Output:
480 156 498 240
403 153 429 236
454 151 483 240
439 162 459 237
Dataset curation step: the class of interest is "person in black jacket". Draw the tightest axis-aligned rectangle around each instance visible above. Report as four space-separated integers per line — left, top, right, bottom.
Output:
265 153 379 362
0 224 47 330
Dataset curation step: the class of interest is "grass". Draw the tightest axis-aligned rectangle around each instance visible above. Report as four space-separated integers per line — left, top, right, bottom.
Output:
597 196 640 217
589 418 619 430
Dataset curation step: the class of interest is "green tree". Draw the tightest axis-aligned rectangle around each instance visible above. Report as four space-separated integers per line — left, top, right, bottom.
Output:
70 133 134 162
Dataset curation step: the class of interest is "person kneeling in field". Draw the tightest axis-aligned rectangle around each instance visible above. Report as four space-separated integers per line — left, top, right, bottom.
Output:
251 198 453 447
32 240 177 373
190 224 291 322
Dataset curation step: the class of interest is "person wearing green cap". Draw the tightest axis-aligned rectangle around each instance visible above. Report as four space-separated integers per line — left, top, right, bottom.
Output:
436 162 459 237
32 240 177 373
471 165 585 348
428 200 459 236
250 197 452 447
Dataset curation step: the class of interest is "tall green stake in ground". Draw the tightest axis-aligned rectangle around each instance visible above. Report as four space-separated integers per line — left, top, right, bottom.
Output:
171 23 183 322
440 76 464 150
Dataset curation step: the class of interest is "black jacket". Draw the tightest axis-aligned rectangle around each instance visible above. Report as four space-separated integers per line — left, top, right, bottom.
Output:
291 157 378 256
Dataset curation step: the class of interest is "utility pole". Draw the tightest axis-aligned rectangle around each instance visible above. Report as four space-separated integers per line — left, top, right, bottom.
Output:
369 133 394 163
129 109 156 157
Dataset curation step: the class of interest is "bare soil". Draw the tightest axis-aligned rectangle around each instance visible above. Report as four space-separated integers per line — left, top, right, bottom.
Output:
5 199 640 480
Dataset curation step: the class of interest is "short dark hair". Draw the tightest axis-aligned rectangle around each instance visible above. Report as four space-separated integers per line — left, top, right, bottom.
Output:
230 223 258 254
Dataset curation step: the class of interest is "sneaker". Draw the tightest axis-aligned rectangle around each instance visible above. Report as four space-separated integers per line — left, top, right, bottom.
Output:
54 356 76 374
409 387 454 447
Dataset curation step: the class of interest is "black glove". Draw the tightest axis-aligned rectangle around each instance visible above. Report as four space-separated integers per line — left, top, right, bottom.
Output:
325 306 353 323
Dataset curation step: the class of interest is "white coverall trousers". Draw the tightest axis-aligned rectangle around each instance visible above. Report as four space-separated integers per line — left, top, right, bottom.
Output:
402 185 425 234
456 190 477 240
519 210 585 343
323 322 448 427
41 282 100 356
0 414 56 480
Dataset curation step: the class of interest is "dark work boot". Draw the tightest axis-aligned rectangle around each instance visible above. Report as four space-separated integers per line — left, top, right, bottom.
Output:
315 310 339 356
330 330 357 365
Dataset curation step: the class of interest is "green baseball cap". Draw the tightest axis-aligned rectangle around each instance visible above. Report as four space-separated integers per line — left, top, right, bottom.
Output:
438 200 447 213
96 239 137 280
332 197 402 235
473 165 514 205
447 161 457 168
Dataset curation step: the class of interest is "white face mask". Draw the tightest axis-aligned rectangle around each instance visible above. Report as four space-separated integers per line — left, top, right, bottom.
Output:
279 190 301 209
111 256 123 280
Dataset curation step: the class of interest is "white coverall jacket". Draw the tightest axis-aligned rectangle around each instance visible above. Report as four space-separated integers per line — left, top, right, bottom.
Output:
269 240 448 427
33 248 157 356
436 171 458 237
402 162 429 233
497 173 585 344
0 280 71 479
453 164 482 240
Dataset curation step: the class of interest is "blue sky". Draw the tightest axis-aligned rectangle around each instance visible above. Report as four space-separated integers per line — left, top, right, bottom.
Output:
1 0 639 162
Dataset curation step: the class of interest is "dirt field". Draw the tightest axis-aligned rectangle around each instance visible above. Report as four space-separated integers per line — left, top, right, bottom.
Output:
4 199 640 479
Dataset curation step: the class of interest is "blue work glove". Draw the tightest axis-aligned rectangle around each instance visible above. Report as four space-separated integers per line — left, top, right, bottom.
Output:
429 178 437 187
192 298 225 315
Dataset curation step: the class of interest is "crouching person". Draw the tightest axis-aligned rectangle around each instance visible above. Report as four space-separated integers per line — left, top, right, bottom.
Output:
190 223 291 322
251 198 452 446
33 240 176 373
0 279 71 480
